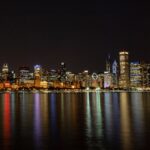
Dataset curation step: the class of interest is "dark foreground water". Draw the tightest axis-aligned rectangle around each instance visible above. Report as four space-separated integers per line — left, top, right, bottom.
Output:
0 91 150 150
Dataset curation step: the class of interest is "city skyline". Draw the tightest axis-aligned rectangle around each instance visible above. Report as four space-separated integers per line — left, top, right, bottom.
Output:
0 50 149 91
0 1 150 72
0 49 150 73
0 49 149 73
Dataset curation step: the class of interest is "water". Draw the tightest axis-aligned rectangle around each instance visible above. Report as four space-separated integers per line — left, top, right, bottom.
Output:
0 91 150 150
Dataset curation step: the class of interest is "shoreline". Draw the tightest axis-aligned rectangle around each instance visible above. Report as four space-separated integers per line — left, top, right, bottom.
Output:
1 89 150 94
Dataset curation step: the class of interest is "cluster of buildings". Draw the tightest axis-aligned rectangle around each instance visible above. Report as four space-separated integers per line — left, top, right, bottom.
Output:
103 51 150 90
0 50 150 91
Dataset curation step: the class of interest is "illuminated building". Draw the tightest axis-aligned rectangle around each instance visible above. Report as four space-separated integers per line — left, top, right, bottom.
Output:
2 63 9 81
81 70 90 88
130 62 142 88
66 72 76 89
91 73 98 88
119 50 130 89
19 66 30 84
34 65 42 76
40 81 48 88
34 65 42 88
49 69 58 81
104 71 113 89
58 62 66 82
97 74 104 89
141 63 150 87
112 60 118 88
2 63 9 73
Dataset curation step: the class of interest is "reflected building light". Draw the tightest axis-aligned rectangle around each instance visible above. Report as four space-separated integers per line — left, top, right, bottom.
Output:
60 93 64 118
120 92 132 150
40 94 49 135
85 92 92 137
3 93 11 145
95 92 102 137
104 93 113 141
11 93 15 132
50 93 58 138
11 93 15 112
65 93 71 123
112 93 120 125
112 93 120 144
34 93 41 148
50 93 56 120
131 93 144 141
60 92 65 136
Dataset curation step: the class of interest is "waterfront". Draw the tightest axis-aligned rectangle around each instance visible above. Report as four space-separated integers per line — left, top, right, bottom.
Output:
0 92 150 150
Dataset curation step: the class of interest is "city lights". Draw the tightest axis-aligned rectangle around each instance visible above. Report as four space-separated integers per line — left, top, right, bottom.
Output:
0 51 149 92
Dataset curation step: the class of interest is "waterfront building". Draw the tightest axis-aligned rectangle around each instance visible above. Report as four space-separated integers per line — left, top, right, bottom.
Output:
130 62 142 88
2 63 9 81
49 69 58 81
141 63 150 88
34 65 42 76
119 50 130 89
81 70 90 88
58 62 67 82
23 79 34 88
2 63 9 73
90 72 99 88
8 70 16 83
112 60 118 88
19 66 30 84
104 71 113 89
66 71 75 86
97 74 104 89
34 65 42 88
34 76 41 88
40 81 48 88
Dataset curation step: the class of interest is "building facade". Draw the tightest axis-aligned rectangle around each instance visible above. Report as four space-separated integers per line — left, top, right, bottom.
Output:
119 51 130 89
141 63 150 88
130 62 142 88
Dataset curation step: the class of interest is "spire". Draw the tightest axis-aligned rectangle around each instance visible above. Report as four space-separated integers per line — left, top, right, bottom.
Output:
106 54 111 73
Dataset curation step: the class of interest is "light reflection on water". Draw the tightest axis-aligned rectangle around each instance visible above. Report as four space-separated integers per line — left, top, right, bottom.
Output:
0 92 150 150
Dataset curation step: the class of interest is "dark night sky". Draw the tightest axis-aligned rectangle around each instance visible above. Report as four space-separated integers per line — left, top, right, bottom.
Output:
0 0 150 72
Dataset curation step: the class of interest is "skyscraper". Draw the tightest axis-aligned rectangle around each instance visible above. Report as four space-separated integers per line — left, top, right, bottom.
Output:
130 62 142 88
119 50 130 89
58 62 66 82
112 60 118 88
34 65 42 87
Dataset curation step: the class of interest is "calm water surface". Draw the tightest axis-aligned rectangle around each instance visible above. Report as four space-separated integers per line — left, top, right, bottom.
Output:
0 91 150 150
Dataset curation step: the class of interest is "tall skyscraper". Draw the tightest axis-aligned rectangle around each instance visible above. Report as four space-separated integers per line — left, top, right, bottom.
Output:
34 65 42 87
112 60 118 88
130 62 142 88
58 62 66 82
119 50 130 89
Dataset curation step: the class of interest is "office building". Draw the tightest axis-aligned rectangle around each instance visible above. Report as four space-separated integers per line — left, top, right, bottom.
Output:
130 62 142 88
119 50 130 89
